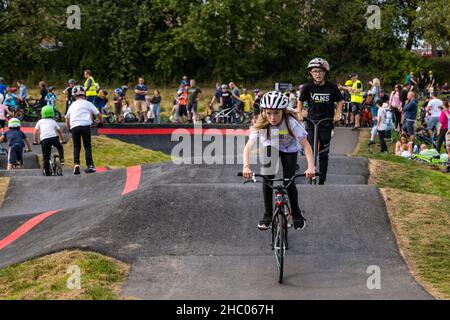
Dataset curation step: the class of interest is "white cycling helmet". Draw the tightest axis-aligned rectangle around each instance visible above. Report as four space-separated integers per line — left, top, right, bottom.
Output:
260 91 289 110
72 85 86 96
8 118 21 128
307 57 330 72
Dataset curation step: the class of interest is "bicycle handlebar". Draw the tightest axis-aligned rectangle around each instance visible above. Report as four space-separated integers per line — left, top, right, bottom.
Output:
238 172 320 190
303 117 334 126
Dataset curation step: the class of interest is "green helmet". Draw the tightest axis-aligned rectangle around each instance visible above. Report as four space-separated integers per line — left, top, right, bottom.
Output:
41 106 55 119
8 118 21 128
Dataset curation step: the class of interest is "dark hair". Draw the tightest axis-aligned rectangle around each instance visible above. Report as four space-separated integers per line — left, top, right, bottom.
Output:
376 100 383 106
84 69 92 75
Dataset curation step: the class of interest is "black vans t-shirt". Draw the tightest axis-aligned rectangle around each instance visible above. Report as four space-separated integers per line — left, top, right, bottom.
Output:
299 81 343 128
221 91 233 107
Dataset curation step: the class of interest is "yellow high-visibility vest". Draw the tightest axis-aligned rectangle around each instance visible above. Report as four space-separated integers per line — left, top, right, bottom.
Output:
84 76 98 97
351 80 363 103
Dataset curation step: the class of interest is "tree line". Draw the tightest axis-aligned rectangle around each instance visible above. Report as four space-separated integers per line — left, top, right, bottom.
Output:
0 0 448 86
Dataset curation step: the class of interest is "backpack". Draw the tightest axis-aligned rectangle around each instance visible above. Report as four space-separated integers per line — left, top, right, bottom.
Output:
385 108 394 130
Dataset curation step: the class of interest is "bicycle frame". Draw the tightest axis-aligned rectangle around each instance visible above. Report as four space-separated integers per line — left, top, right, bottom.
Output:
304 118 334 184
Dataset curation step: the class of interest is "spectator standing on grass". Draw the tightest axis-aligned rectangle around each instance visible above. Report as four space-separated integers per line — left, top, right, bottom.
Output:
210 82 223 110
368 78 381 145
0 77 6 96
63 79 77 115
150 90 162 124
426 92 443 140
376 102 390 153
418 70 426 99
135 77 149 123
187 79 203 124
402 91 418 147
83 70 98 104
405 71 417 91
427 70 436 98
436 101 449 153
17 80 27 103
240 88 254 113
38 81 48 108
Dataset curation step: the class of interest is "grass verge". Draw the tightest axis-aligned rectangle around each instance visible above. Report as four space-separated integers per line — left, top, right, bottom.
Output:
355 129 450 300
0 178 10 207
0 250 130 300
37 136 172 169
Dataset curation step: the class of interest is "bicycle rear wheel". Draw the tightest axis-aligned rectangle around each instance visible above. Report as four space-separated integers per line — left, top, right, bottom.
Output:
273 212 286 284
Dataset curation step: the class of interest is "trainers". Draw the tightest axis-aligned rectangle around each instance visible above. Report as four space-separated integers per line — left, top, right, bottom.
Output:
368 141 376 146
86 166 96 174
293 212 307 231
258 217 272 231
73 165 81 175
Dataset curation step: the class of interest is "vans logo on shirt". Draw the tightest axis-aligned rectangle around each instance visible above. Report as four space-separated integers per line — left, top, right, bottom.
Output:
311 93 331 103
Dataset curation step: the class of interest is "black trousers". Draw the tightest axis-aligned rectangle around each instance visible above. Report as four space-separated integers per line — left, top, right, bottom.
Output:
72 125 94 166
307 126 332 184
378 130 388 152
41 137 64 176
436 129 448 153
263 150 302 219
393 108 402 130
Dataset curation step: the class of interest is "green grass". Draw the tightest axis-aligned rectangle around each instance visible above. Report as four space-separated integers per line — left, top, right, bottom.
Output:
355 128 450 299
357 130 450 198
37 136 172 169
0 251 129 300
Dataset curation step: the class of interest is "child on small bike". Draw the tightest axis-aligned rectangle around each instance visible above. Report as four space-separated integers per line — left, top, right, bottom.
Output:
33 106 65 176
0 100 13 134
242 91 316 231
4 87 19 116
0 118 32 171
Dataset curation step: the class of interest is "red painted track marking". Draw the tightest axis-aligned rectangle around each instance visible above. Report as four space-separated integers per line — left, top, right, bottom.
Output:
0 210 62 250
0 164 142 251
122 166 142 195
98 128 250 136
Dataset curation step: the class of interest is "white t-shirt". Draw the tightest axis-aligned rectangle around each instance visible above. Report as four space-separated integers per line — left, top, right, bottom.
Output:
66 99 100 128
35 119 60 141
377 107 389 131
428 98 443 118
249 116 308 153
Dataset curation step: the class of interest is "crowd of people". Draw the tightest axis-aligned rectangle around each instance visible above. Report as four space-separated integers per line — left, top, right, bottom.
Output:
0 64 448 174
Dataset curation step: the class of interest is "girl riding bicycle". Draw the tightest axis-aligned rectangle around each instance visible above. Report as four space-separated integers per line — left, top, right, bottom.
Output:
242 91 316 231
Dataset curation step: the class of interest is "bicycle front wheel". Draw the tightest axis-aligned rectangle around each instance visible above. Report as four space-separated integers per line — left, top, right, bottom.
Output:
274 213 286 284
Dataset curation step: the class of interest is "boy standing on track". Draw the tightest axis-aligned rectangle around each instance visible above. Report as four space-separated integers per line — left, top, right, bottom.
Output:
65 85 103 175
297 58 344 185
34 106 66 176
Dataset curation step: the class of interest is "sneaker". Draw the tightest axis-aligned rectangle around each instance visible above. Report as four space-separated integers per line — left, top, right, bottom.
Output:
73 165 81 175
86 166 96 174
258 217 272 231
368 141 376 146
293 212 307 231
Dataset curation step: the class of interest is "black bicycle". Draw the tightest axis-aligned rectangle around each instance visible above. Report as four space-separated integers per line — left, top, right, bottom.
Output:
304 118 334 184
34 142 66 176
238 172 319 284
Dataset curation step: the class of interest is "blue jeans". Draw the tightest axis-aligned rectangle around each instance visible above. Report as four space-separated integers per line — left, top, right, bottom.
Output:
152 103 161 124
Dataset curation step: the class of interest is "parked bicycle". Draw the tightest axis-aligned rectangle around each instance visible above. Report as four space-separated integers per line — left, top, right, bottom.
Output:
238 171 319 284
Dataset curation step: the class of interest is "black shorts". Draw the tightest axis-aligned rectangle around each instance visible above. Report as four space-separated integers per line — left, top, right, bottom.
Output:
114 105 122 115
0 120 6 128
351 103 361 115
178 104 188 117
187 102 198 114
8 144 24 165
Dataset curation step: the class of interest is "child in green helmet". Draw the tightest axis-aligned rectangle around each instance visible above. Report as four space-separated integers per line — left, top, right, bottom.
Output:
33 106 65 176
